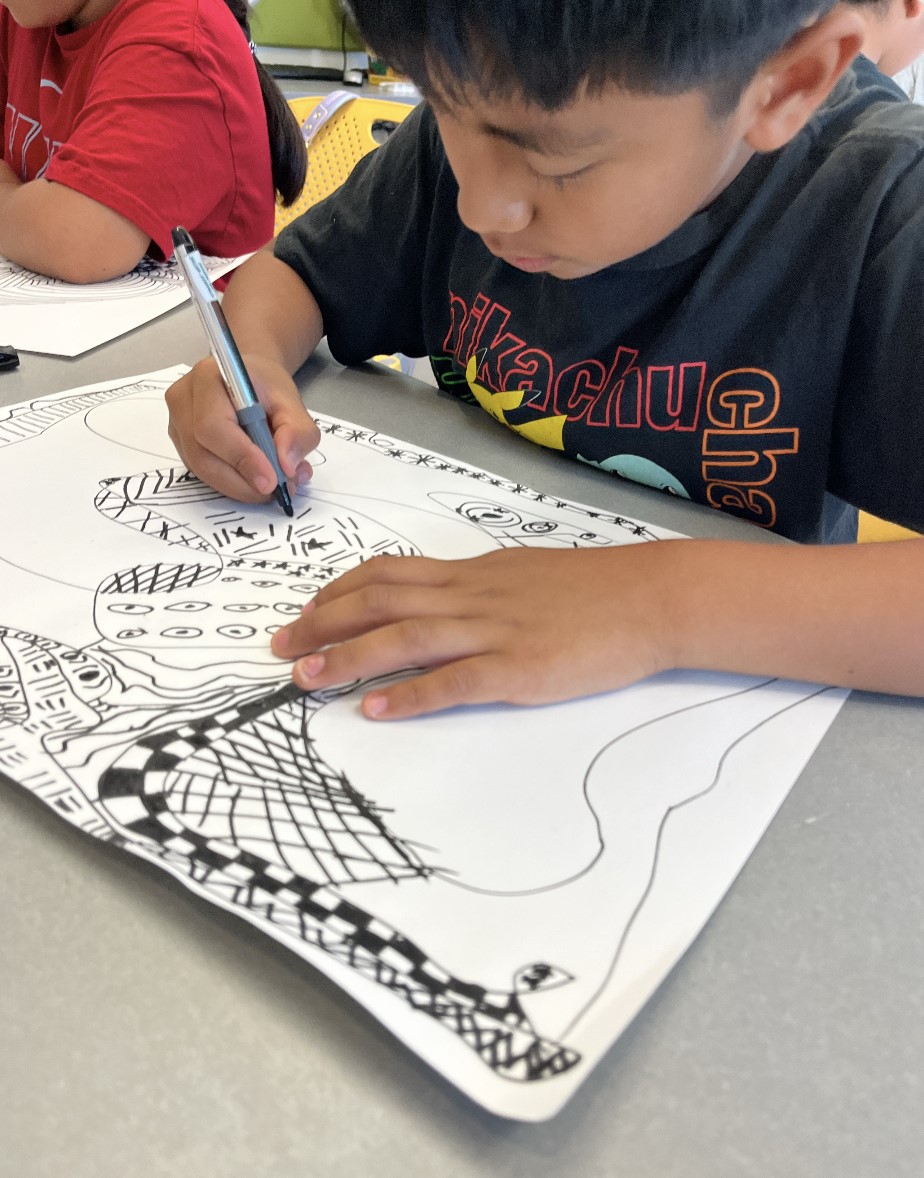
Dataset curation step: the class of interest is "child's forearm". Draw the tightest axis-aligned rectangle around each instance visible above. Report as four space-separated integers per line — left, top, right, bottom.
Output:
664 535 924 696
221 248 325 374
0 171 148 282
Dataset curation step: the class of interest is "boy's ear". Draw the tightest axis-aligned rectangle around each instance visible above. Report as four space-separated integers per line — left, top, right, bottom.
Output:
741 7 865 153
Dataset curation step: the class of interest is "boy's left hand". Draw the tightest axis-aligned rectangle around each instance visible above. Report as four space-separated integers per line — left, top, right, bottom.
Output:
270 545 678 719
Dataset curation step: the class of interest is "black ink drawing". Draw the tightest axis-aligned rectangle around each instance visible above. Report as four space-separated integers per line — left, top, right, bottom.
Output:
0 370 846 1119
0 254 227 304
0 256 240 356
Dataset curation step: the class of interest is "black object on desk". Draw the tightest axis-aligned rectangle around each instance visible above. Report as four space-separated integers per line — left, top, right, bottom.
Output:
0 346 20 373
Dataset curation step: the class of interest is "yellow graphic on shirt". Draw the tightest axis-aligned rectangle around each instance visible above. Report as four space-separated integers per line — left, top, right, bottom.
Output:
465 355 566 451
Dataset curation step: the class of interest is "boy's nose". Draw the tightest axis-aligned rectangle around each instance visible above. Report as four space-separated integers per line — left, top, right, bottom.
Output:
455 170 533 239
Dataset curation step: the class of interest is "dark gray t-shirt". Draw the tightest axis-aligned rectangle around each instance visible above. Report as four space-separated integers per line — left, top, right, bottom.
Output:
276 58 924 542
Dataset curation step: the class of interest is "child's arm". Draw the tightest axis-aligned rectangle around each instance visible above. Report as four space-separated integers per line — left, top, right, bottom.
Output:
165 248 324 501
166 105 439 498
165 257 924 714
0 162 149 283
269 534 924 718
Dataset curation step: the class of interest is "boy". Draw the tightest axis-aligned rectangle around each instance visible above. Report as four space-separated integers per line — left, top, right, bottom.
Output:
850 0 924 75
166 0 924 721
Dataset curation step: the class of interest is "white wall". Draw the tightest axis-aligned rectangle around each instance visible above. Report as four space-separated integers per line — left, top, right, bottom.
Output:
894 62 923 102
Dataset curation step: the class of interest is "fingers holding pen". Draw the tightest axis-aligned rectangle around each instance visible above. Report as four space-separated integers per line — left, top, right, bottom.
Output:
165 355 319 502
166 361 256 499
245 353 321 480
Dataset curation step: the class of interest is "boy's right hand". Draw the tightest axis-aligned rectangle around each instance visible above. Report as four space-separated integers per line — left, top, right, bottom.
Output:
165 354 320 503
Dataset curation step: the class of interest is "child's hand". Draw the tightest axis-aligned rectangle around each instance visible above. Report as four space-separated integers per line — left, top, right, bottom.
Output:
165 355 320 503
270 545 681 719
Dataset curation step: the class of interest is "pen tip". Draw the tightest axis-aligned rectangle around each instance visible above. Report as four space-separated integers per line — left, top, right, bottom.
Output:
274 484 294 517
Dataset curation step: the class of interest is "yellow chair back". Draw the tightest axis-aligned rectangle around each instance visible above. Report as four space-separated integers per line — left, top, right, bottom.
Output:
275 95 416 234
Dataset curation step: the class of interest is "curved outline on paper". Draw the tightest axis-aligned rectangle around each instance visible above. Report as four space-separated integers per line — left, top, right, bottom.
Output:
0 379 172 450
559 680 833 1038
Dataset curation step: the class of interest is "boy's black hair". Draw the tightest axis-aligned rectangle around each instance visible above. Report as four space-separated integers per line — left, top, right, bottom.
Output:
347 0 841 115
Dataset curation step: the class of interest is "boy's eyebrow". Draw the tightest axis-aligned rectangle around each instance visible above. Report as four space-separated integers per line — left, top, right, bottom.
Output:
480 120 607 157
426 92 606 156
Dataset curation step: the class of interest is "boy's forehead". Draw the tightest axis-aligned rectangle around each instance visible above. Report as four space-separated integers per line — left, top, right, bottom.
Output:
427 81 623 153
427 79 714 155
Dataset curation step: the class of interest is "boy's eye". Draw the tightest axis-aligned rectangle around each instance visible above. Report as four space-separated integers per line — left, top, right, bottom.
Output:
535 164 593 189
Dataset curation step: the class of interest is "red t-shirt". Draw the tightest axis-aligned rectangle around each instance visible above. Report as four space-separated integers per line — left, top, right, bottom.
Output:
0 0 276 259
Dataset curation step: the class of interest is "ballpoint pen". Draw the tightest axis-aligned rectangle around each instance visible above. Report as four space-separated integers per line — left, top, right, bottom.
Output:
171 226 293 517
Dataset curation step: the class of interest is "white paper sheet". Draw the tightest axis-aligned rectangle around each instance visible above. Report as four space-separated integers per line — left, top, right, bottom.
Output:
0 255 242 356
0 368 847 1120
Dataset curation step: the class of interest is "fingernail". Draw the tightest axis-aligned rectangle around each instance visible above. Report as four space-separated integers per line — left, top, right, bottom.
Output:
294 461 312 487
270 627 289 654
295 654 325 685
254 473 273 494
364 693 388 718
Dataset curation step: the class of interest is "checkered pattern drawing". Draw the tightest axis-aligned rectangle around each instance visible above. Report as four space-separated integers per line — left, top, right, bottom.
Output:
97 682 581 1082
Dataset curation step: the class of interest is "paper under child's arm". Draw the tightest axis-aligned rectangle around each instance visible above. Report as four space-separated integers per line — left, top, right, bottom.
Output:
0 165 148 282
271 535 924 718
165 248 324 503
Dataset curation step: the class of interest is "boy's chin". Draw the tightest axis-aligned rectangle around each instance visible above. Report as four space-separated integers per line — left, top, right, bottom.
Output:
502 255 608 281
542 258 610 281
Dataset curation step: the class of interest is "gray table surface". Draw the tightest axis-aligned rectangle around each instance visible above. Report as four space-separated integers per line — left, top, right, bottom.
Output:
1 306 921 1178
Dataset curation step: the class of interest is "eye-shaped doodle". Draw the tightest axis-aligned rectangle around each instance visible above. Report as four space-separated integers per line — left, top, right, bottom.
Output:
265 624 282 634
290 584 316 595
165 601 210 612
159 627 202 639
252 581 279 589
216 624 257 640
513 962 574 994
116 628 146 639
224 604 262 613
108 603 153 615
522 521 557 534
58 652 104 681
459 503 522 527
274 602 302 615
221 577 241 583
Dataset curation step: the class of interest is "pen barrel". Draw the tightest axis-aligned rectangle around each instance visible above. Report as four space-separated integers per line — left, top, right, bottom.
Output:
206 303 258 411
236 403 288 486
